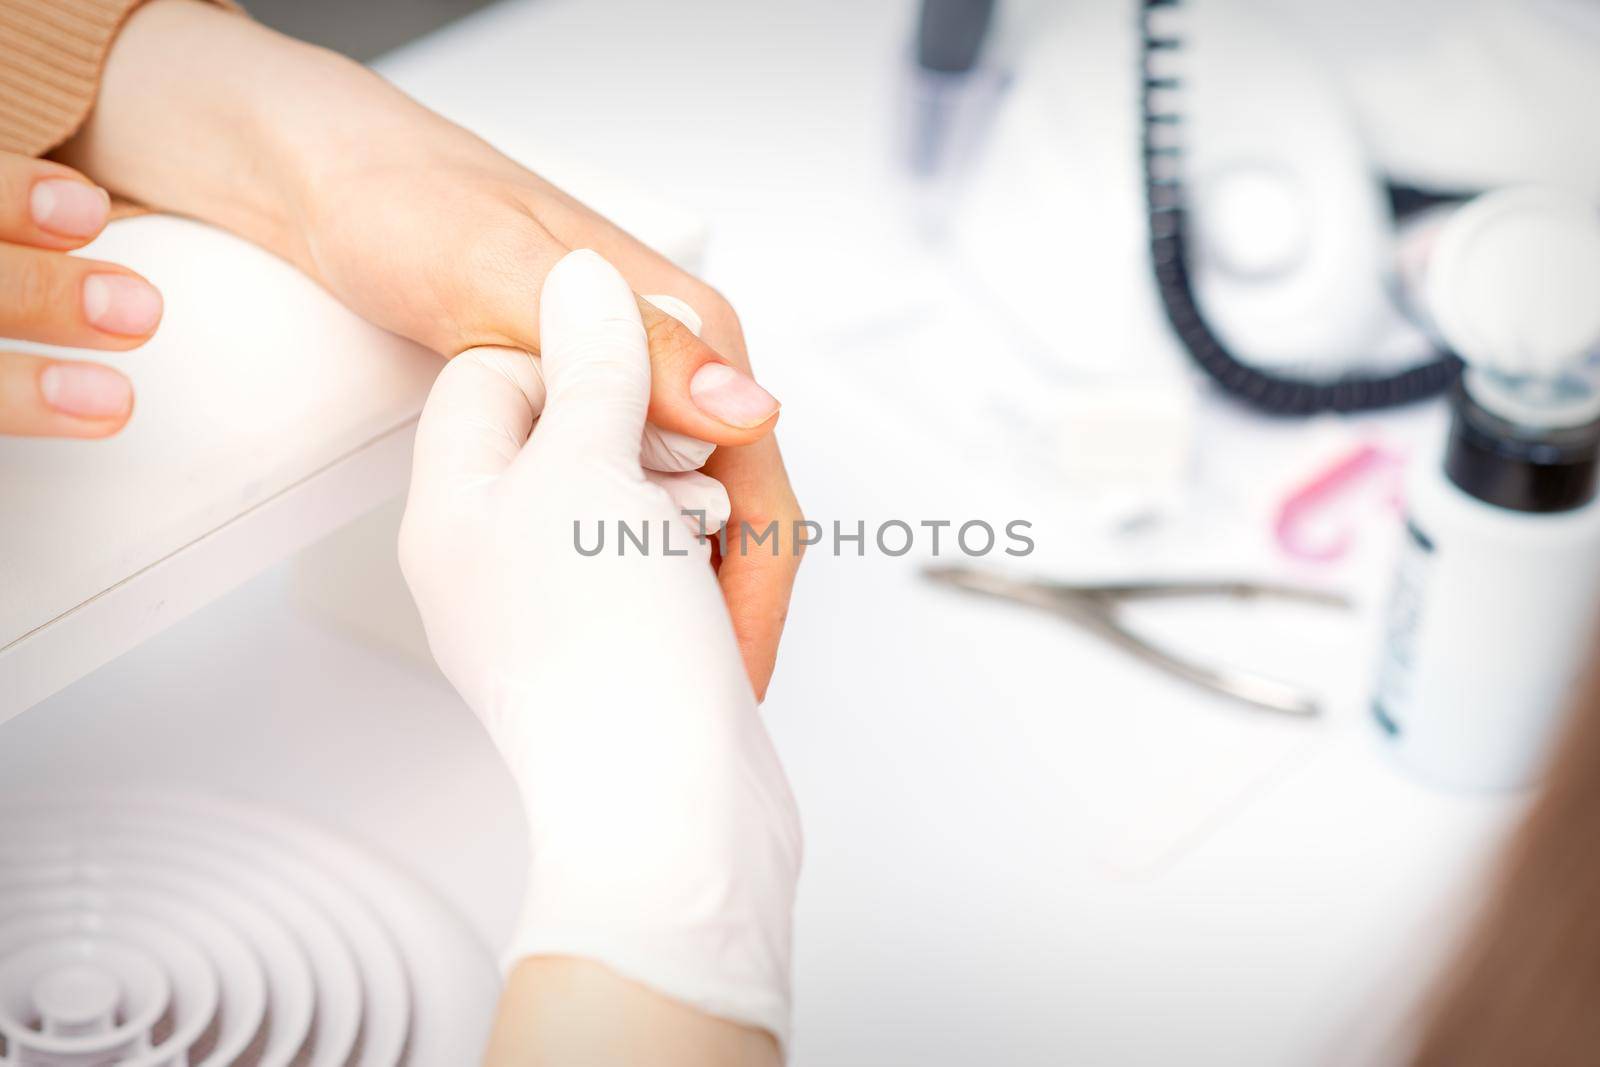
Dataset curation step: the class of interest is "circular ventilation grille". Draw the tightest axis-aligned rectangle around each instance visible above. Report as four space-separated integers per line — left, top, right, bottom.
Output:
0 788 500 1065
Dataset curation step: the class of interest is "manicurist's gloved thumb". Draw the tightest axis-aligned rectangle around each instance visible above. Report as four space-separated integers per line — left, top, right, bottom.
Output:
519 249 730 537
521 248 653 472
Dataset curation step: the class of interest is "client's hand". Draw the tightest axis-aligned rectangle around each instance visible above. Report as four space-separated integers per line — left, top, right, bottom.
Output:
0 151 161 437
399 249 801 1061
295 117 805 701
60 0 804 697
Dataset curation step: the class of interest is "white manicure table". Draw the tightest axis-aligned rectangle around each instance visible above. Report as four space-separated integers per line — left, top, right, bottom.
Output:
0 1 1517 1064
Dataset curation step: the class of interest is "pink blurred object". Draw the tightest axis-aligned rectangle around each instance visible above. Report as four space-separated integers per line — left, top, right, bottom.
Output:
1275 444 1406 562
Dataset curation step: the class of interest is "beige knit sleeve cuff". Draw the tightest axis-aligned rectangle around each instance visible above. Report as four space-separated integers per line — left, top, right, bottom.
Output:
0 0 241 158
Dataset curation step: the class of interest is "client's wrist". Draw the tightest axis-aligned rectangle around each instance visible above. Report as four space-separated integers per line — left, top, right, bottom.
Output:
59 0 396 273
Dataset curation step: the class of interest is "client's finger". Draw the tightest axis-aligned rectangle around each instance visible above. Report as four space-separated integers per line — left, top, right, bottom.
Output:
638 300 781 446
0 351 133 438
0 153 110 251
446 220 779 451
640 293 715 472
485 194 780 448
708 434 803 700
0 243 162 349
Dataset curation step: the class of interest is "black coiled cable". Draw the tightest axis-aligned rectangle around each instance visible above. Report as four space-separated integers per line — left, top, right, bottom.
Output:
1139 0 1461 415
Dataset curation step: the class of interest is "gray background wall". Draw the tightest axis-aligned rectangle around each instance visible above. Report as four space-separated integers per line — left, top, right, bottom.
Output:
241 0 502 61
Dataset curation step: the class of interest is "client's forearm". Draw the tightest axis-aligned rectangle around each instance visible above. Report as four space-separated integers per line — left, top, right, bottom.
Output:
486 958 782 1067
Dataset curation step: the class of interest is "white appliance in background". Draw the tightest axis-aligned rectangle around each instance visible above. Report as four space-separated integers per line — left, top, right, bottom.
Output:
948 0 1600 394
0 49 709 1067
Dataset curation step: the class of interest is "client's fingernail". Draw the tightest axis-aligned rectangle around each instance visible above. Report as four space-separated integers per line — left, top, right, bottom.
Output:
83 274 162 336
31 179 109 238
689 362 779 428
40 363 132 419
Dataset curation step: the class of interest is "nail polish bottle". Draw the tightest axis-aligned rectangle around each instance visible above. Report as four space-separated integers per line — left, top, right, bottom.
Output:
1373 188 1600 790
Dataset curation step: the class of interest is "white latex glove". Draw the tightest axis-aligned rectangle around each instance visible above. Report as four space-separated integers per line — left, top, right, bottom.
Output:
399 249 802 1049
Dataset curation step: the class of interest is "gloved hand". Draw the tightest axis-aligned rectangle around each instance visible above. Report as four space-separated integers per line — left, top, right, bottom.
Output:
399 249 802 1050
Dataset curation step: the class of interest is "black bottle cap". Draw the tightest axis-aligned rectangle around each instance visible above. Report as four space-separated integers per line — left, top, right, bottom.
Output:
1444 380 1600 513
